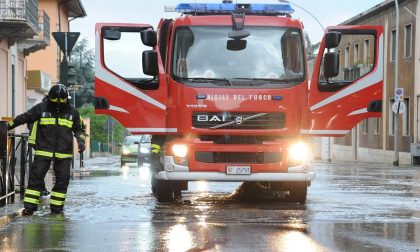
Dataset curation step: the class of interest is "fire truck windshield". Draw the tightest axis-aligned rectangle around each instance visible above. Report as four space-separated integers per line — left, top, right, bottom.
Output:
172 26 305 87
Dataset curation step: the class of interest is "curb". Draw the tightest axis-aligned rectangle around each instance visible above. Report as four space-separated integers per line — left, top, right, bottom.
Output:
0 208 23 228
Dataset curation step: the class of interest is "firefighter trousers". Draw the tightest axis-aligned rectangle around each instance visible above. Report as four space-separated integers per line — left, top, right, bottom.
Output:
23 157 71 212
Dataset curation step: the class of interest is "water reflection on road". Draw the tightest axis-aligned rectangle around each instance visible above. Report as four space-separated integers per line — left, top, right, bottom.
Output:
0 161 419 251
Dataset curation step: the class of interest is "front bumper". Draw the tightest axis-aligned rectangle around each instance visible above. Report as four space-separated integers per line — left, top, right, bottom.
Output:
155 156 315 182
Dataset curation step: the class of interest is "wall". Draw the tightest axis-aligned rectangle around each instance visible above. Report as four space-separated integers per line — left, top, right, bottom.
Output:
27 0 70 84
0 39 9 117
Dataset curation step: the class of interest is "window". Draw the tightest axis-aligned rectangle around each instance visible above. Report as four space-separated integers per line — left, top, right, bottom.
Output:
364 39 370 64
389 99 395 136
374 118 380 136
345 47 350 68
402 98 410 136
103 28 155 81
361 119 368 135
404 24 412 58
353 44 359 65
317 32 375 91
390 29 396 62
172 26 305 87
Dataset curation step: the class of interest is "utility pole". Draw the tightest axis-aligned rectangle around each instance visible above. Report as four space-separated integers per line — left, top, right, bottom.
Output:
393 0 400 166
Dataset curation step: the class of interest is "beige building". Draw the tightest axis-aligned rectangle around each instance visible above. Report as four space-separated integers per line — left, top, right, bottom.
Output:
27 0 86 108
1 0 47 127
321 0 420 164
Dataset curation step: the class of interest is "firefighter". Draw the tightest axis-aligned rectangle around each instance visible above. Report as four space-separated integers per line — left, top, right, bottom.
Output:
7 84 86 215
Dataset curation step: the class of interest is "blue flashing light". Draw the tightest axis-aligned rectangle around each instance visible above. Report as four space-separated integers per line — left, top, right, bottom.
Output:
175 3 294 15
272 95 283 101
196 94 207 99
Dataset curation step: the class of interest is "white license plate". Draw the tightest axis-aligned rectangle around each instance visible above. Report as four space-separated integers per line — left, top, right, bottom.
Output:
226 166 251 175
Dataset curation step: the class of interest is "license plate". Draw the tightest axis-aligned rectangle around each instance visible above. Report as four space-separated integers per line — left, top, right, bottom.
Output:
226 166 251 175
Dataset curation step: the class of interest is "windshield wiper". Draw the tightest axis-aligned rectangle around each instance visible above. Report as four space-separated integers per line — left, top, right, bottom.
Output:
233 78 301 83
180 77 233 86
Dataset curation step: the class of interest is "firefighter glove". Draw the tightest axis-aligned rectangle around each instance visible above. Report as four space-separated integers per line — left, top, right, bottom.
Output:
78 142 85 153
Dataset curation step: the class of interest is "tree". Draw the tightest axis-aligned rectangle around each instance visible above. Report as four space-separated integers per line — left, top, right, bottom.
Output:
79 104 126 151
70 38 95 108
304 32 320 61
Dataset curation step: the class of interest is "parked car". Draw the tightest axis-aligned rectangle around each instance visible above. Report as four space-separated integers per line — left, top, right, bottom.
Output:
119 135 151 166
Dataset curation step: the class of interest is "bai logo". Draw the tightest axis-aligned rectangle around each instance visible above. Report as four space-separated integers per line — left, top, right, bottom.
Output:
197 115 227 122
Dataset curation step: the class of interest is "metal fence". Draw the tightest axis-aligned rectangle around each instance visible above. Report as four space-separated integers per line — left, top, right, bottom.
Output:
34 10 50 44
0 0 39 33
0 121 32 207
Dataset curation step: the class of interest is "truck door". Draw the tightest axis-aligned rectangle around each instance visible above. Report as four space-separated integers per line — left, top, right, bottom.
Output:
95 23 171 134
306 26 384 136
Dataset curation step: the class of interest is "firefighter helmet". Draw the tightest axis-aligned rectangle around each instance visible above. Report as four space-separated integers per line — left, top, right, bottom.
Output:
48 84 69 103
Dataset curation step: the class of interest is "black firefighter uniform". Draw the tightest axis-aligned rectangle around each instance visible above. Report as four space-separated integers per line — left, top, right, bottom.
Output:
8 100 86 212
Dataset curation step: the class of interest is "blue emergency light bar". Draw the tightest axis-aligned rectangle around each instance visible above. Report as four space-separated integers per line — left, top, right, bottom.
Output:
175 3 295 15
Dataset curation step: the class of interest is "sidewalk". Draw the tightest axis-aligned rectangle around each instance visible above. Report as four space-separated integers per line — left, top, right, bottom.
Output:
0 155 119 227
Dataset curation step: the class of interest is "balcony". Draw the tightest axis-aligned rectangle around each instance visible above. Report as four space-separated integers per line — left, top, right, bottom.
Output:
0 0 39 45
19 10 50 55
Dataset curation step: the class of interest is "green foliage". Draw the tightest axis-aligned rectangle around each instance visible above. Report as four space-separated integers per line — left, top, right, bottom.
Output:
78 104 126 147
70 38 95 108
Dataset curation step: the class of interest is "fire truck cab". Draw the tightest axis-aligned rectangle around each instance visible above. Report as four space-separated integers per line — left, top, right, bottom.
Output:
95 3 384 203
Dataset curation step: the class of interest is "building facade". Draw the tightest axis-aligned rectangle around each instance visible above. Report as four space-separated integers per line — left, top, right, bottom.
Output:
323 0 420 164
26 0 86 107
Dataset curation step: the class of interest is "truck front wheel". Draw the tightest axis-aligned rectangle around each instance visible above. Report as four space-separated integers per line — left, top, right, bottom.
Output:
284 181 308 204
156 180 174 202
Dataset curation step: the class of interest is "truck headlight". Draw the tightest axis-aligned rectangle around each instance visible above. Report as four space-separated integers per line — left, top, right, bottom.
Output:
288 142 310 166
171 144 188 166
172 144 188 158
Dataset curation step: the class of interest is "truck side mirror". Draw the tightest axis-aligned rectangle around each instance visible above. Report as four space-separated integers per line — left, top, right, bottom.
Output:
94 97 110 109
325 31 341 49
323 52 339 78
141 30 157 47
142 50 158 76
103 28 121 40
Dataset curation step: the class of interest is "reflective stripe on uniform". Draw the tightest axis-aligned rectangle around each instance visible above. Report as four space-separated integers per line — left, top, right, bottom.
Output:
24 197 40 205
55 153 73 159
58 118 73 128
35 150 54 157
8 121 14 127
50 199 64 206
25 189 41 197
151 144 161 153
51 191 66 198
28 121 38 144
40 118 56 125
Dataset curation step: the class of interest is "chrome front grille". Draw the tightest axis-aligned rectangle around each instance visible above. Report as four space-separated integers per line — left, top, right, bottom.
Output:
192 112 285 129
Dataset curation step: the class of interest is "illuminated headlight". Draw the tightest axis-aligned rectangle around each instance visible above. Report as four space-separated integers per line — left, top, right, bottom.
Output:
140 146 150 154
288 142 310 166
171 144 188 166
172 144 188 158
122 148 130 155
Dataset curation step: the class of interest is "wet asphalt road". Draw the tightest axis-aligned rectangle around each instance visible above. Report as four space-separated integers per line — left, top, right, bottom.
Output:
0 160 419 252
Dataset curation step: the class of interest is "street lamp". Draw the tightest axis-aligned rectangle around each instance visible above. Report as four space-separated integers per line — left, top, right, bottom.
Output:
67 84 82 107
278 0 324 31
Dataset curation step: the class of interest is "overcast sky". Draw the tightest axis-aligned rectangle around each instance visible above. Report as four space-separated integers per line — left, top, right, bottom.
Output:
71 0 385 49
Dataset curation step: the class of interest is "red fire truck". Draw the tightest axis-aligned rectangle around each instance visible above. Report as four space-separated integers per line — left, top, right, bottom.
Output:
94 3 383 203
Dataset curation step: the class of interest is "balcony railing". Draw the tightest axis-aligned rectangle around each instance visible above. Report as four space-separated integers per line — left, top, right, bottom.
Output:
0 0 40 44
33 10 50 44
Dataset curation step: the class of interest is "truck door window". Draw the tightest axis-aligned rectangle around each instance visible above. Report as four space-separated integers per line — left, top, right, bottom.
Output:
103 30 155 83
318 32 375 92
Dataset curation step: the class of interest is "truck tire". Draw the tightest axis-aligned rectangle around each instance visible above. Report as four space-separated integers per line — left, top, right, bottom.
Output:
156 180 174 202
151 173 157 194
284 181 307 204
